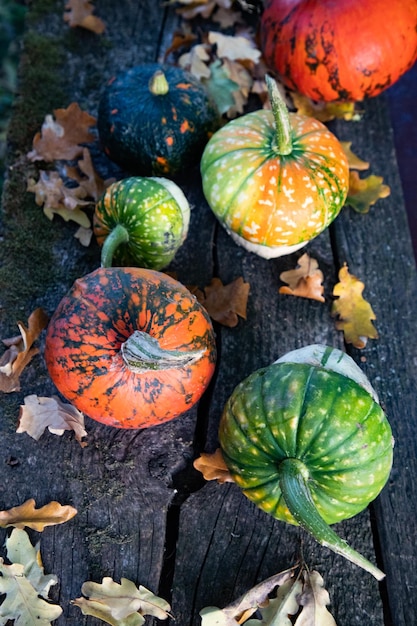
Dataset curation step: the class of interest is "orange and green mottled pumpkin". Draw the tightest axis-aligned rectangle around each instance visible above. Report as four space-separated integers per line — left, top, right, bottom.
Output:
94 176 190 270
45 267 216 429
97 63 220 178
260 0 417 103
200 76 349 259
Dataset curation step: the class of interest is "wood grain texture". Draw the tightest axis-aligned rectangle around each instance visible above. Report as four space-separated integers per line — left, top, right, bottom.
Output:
1 1 417 625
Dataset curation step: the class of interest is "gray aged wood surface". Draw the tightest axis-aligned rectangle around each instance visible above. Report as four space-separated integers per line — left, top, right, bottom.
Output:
1 1 417 625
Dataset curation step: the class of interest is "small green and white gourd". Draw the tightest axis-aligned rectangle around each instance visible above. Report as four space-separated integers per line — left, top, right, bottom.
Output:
94 176 190 270
219 344 394 579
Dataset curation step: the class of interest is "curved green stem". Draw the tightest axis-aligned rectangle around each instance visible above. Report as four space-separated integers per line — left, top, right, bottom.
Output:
265 74 292 156
100 223 130 268
278 458 385 580
121 330 205 373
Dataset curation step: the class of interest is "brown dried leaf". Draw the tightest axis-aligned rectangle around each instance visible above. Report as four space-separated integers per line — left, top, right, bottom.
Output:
346 171 391 214
27 170 91 228
0 499 77 531
208 31 261 63
279 253 325 302
294 570 337 626
197 277 250 327
27 102 96 162
64 0 105 34
17 394 88 447
193 449 234 483
340 141 370 171
331 264 378 349
178 43 212 80
291 92 361 122
175 0 233 20
0 309 49 393
65 147 114 201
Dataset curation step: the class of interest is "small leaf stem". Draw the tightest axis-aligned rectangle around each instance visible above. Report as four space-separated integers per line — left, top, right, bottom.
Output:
121 330 205 372
149 70 169 96
100 223 130 268
265 74 293 156
278 458 385 580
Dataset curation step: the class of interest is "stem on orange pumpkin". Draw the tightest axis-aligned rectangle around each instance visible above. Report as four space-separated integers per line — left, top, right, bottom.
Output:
100 223 130 268
121 330 205 372
278 457 385 581
265 74 293 156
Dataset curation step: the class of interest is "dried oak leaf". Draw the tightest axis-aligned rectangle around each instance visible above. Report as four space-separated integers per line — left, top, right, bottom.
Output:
193 449 234 483
340 141 370 171
346 170 391 214
65 147 114 201
64 0 105 34
174 0 233 20
27 170 92 228
0 308 48 393
291 92 361 122
331 264 378 349
208 31 261 63
0 499 77 531
294 570 337 626
279 253 325 302
73 578 171 625
196 277 250 327
178 43 212 80
27 102 96 162
17 394 88 447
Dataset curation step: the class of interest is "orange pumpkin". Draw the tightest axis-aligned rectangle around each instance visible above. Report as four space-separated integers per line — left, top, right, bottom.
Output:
261 0 417 102
44 267 216 429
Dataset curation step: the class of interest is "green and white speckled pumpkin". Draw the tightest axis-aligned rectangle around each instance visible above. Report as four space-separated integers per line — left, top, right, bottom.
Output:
201 76 349 259
219 345 394 579
94 176 190 270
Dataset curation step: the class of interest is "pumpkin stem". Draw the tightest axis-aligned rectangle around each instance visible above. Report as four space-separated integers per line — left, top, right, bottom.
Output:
265 74 292 156
121 330 205 372
149 70 169 96
100 223 130 268
278 457 385 580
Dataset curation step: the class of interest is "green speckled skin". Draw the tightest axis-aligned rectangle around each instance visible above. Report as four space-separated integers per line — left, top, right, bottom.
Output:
94 177 189 270
219 362 393 526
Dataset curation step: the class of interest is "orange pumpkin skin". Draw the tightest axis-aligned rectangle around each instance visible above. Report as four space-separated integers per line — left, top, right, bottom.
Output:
44 267 216 429
261 0 417 102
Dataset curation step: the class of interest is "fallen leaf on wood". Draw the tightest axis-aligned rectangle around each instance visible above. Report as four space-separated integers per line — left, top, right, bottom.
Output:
346 171 391 213
64 0 105 34
178 43 212 80
291 92 361 122
204 58 240 115
0 499 77 531
17 394 88 446
27 170 92 228
294 569 337 626
331 264 378 349
195 277 250 327
6 528 59 597
27 102 96 162
0 308 48 393
208 31 261 63
73 578 171 625
174 0 233 20
340 141 370 171
279 253 325 302
193 449 234 483
65 147 114 201
246 576 302 625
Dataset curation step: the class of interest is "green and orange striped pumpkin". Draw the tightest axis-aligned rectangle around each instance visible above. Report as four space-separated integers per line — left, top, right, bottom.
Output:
45 267 216 429
97 63 220 178
200 75 349 259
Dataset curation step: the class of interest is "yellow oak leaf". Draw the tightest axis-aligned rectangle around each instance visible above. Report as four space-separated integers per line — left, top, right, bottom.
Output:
291 92 361 122
331 264 378 349
279 253 325 302
64 0 105 34
0 499 77 531
195 277 250 327
341 141 370 171
0 308 49 393
193 449 234 483
27 102 96 162
346 171 391 213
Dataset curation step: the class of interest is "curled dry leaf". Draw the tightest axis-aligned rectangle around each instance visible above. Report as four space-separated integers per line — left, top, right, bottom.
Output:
294 569 337 626
72 578 171 625
193 449 234 483
64 147 114 202
208 31 261 63
0 308 48 393
346 171 391 214
340 141 370 171
0 498 77 531
64 0 105 34
291 92 361 122
331 264 378 349
174 0 233 20
279 253 325 302
27 102 96 162
194 277 250 327
17 394 88 446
